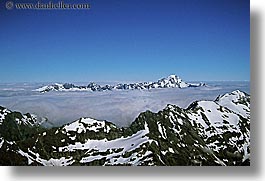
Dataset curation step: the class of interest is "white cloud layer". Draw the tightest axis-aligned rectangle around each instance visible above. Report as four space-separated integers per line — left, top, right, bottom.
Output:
0 81 249 127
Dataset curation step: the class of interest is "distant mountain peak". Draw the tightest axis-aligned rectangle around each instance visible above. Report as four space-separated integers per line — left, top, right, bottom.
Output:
35 74 206 93
166 74 181 81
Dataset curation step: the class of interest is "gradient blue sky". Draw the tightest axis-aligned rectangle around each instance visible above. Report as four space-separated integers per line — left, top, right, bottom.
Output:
0 0 249 82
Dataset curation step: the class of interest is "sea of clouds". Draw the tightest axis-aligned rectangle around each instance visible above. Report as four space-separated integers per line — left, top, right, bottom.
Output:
0 81 250 127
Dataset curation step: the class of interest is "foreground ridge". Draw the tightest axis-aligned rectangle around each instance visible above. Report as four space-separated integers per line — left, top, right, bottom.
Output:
35 74 206 93
0 90 250 166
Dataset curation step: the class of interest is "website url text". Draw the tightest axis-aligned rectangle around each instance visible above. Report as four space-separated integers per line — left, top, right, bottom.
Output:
6 1 91 10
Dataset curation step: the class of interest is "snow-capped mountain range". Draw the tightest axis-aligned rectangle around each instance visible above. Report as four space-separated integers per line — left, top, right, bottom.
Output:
36 75 206 93
0 90 250 166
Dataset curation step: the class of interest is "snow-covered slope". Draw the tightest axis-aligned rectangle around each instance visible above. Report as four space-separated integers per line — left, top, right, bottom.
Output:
215 90 250 119
0 106 38 126
0 90 250 166
35 75 206 93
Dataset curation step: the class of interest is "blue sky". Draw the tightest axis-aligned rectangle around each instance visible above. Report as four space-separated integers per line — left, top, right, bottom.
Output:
0 0 249 82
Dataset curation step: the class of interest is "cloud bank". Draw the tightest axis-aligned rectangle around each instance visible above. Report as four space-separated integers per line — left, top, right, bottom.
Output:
0 81 250 127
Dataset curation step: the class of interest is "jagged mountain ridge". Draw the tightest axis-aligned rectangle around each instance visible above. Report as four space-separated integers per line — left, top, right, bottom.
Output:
0 90 250 166
36 75 206 93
